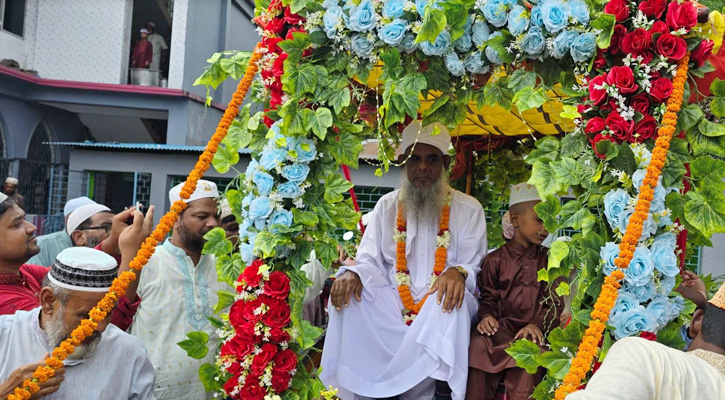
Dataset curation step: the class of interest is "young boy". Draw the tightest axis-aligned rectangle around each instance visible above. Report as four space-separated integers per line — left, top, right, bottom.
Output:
466 183 564 400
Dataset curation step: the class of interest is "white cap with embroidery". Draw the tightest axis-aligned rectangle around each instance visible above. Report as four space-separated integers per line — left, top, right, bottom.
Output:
400 120 451 155
509 183 541 206
169 179 219 204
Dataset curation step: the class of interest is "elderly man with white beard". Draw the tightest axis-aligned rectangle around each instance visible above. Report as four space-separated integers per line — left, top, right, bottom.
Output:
0 247 156 399
321 121 488 400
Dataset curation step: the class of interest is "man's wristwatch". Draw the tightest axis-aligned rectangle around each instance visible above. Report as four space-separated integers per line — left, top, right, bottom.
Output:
454 266 468 280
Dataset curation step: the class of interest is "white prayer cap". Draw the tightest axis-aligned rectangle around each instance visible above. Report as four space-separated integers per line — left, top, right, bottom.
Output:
48 247 118 292
400 120 451 155
169 179 219 204
66 203 111 235
4 177 18 185
64 196 97 217
509 183 541 206
140 28 149 34
0 192 7 203
219 198 233 220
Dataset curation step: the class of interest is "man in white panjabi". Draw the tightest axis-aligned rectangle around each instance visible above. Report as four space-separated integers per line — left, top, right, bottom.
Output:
567 281 725 399
321 121 488 400
125 180 230 400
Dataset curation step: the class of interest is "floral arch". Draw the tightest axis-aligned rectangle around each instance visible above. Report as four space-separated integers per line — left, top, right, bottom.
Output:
9 0 725 400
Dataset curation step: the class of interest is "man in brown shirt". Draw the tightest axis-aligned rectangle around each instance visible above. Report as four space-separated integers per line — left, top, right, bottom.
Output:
466 183 564 400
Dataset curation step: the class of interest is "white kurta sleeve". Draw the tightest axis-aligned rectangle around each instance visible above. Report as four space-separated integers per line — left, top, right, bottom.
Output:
129 350 157 400
448 193 488 293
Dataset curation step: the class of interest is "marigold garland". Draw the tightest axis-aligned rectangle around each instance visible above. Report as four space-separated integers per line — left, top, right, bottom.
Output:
554 53 690 400
6 44 264 400
394 193 451 324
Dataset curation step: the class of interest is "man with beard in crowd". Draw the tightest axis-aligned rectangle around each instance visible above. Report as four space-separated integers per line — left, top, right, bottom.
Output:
0 246 156 399
66 203 114 248
321 121 488 400
124 180 230 400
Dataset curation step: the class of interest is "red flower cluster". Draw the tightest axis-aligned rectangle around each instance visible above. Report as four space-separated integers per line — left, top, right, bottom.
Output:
222 259 296 400
583 0 711 155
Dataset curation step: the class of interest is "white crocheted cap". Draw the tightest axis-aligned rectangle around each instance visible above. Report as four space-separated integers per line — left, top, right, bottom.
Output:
509 183 541 206
400 120 451 155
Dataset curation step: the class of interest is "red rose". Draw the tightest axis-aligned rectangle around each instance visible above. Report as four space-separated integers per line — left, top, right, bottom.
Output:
272 53 287 77
577 104 590 114
241 260 264 288
650 77 673 102
585 117 606 134
223 373 242 396
240 378 266 400
691 39 715 67
229 300 247 328
666 1 697 30
265 18 286 34
590 134 614 159
270 88 284 108
604 0 630 22
609 25 627 55
250 343 278 375
271 372 291 393
655 33 687 60
221 334 254 359
629 93 651 114
649 20 669 35
243 298 265 322
269 327 291 343
273 349 298 373
263 114 275 128
227 361 243 377
600 99 618 112
268 0 283 12
593 50 607 69
263 298 291 328
286 26 307 40
263 37 283 53
605 111 634 142
265 271 291 300
606 66 638 94
640 331 658 341
284 7 305 25
621 28 652 58
589 75 608 105
639 0 667 18
633 115 658 142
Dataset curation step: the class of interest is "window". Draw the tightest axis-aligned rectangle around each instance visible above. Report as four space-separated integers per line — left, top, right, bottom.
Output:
0 0 25 37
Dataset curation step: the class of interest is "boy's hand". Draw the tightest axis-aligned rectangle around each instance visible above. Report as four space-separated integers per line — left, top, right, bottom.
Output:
515 323 544 344
477 315 499 336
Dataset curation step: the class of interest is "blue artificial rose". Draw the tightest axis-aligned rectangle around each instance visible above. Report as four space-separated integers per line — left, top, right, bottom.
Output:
483 0 510 27
420 30 452 56
323 0 339 8
454 32 473 52
253 217 267 231
252 170 275 196
351 34 375 58
277 182 304 198
669 296 685 320
383 0 405 18
657 214 673 228
464 15 473 33
551 30 578 58
242 193 255 214
570 32 597 63
245 158 260 178
378 19 408 45
540 0 570 33
612 306 657 340
603 188 631 231
281 163 310 182
485 32 504 64
290 137 317 162
609 291 640 323
655 232 677 248
238 219 251 239
568 0 590 24
651 235 679 278
647 295 673 329
508 5 530 36
464 52 487 74
625 246 655 287
240 243 255 264
248 196 273 219
521 26 545 55
444 51 465 76
259 146 287 171
269 209 293 233
623 280 656 303
659 275 676 295
323 5 345 38
347 0 377 32
472 19 491 46
632 169 646 191
600 242 620 276
416 0 441 14
651 184 667 214
530 5 544 26
399 33 418 53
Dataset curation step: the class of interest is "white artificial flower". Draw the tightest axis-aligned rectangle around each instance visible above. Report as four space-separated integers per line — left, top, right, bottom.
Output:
395 272 411 286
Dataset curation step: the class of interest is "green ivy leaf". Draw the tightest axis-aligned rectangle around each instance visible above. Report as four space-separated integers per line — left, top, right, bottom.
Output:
328 130 363 168
207 315 225 329
687 128 725 158
304 107 333 140
560 104 582 120
485 31 515 64
677 103 704 132
535 350 570 380
559 201 593 230
298 320 324 350
690 156 725 192
529 161 563 198
193 52 227 89
326 86 351 114
710 78 725 97
684 189 725 237
177 331 209 359
555 282 570 296
314 240 339 268
559 131 586 159
505 339 542 374
595 139 619 161
442 0 468 40
324 174 353 203
610 142 637 175
280 100 308 136
215 254 242 286
334 200 362 230
656 323 686 349
289 0 313 13
293 209 320 227
532 376 557 400
548 322 584 353
526 136 560 164
214 290 236 313
283 63 325 97
199 363 222 392
212 143 239 174
224 114 254 151
513 87 547 112
415 8 447 44
709 98 725 118
547 240 570 272
697 119 725 137
279 32 311 62
535 196 561 233
219 51 253 80
255 231 278 258
591 14 616 49
551 157 583 186
508 70 537 94
483 77 513 110
203 228 233 257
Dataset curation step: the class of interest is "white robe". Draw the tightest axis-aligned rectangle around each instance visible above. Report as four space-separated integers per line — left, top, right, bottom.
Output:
567 337 725 400
129 240 232 400
0 307 155 399
321 189 488 400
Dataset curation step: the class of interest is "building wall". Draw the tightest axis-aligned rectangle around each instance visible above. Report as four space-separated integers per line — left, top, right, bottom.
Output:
702 235 725 278
31 0 132 84
0 31 24 64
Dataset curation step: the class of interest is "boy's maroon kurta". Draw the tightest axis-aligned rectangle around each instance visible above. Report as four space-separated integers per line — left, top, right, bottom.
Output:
132 39 153 68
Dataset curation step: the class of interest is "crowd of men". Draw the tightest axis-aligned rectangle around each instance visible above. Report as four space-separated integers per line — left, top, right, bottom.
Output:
0 121 723 400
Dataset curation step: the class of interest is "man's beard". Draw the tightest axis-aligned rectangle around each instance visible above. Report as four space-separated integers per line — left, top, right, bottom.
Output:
399 171 451 223
177 218 209 252
45 306 101 360
85 236 102 248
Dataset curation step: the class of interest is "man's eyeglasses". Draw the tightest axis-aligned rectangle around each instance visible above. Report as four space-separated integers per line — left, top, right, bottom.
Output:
82 225 112 233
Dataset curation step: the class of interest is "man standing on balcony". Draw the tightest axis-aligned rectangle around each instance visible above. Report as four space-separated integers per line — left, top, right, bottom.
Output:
2 177 24 210
131 28 153 69
146 22 168 73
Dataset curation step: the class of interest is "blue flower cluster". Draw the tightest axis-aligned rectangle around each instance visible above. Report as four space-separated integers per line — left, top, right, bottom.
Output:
237 120 317 264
